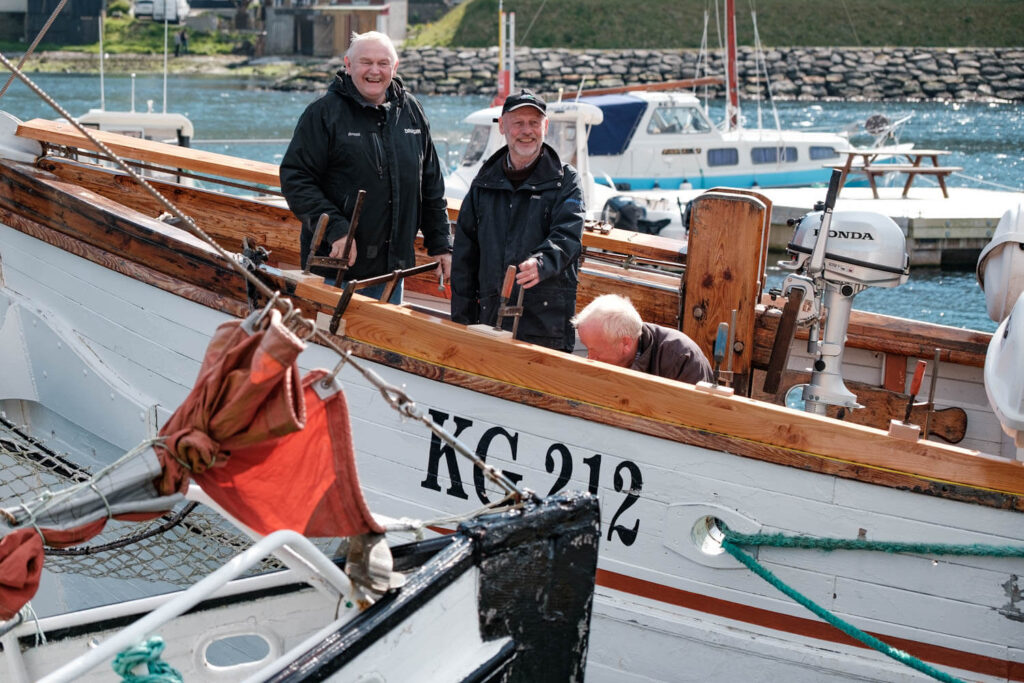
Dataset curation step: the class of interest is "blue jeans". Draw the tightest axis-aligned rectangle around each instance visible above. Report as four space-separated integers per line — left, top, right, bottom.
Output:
326 279 404 305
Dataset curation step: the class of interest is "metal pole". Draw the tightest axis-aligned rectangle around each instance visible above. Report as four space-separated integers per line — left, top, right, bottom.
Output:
508 12 516 95
99 14 105 110
163 14 169 113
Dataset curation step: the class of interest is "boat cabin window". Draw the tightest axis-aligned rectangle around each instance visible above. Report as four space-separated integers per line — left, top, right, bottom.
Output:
810 146 841 160
546 121 578 166
751 146 798 164
707 148 739 166
646 105 712 135
461 124 490 166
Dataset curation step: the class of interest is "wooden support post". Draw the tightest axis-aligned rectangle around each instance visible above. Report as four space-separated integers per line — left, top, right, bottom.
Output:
681 192 768 396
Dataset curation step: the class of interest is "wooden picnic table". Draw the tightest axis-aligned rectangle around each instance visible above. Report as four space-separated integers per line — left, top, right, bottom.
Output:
829 147 962 199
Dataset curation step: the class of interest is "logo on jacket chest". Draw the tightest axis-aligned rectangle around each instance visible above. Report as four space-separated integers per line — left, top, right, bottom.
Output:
404 128 422 135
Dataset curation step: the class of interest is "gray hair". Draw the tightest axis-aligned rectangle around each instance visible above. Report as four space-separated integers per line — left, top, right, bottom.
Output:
346 31 398 64
571 294 643 340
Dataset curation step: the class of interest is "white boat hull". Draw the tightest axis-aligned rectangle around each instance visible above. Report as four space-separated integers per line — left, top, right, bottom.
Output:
3 217 1022 682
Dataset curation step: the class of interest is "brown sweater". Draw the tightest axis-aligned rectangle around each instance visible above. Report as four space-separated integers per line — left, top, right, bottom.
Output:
631 323 714 385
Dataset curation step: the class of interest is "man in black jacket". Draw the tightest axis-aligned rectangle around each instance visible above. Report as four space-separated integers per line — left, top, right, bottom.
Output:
451 90 585 352
280 31 451 303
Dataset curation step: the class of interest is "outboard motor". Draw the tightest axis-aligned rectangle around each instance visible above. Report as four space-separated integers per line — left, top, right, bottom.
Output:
779 172 909 415
602 196 671 235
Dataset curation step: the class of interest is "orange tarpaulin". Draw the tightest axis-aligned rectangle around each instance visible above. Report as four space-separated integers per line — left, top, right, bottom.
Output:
155 308 307 496
195 370 384 537
156 307 383 535
0 529 43 621
0 305 383 621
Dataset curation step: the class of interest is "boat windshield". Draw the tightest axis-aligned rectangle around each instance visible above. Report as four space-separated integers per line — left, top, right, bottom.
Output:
547 120 578 166
646 105 712 135
461 124 490 166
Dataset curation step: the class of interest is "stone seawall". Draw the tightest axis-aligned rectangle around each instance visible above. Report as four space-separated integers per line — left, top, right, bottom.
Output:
285 46 1024 102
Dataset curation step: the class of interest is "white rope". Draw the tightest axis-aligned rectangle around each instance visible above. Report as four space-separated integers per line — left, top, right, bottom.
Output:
380 495 520 538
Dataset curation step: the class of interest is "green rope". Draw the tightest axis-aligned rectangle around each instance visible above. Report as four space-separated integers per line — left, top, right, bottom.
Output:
721 527 1024 557
112 636 183 683
720 537 964 683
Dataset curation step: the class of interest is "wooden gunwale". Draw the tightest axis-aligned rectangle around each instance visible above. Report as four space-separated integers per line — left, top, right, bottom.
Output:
35 156 989 369
2 154 1018 506
16 118 281 187
15 120 992 367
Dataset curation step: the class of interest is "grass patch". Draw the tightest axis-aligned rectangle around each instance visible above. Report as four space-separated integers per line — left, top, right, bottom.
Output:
4 17 256 56
407 0 1024 49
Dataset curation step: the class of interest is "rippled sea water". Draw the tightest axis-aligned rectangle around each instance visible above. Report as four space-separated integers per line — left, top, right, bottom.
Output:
4 72 1021 332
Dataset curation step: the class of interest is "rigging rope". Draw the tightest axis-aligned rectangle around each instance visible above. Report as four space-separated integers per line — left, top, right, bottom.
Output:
722 526 1024 557
0 52 530 505
717 522 1024 682
720 536 964 683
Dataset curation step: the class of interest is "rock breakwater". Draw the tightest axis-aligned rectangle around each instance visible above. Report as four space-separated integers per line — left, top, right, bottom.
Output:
279 46 1024 102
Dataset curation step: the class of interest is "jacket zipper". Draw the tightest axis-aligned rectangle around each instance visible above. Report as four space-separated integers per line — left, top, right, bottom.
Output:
372 132 385 179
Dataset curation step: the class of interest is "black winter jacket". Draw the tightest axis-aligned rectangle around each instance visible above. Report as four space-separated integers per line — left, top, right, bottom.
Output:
280 72 450 280
451 144 585 351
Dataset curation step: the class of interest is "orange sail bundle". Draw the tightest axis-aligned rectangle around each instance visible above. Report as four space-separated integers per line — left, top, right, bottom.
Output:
0 306 383 620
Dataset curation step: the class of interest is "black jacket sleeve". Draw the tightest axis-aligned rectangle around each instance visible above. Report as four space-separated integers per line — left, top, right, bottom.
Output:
279 103 351 247
532 165 585 283
408 97 451 256
450 190 481 324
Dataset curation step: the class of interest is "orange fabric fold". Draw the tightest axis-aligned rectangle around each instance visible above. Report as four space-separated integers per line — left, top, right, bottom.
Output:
195 370 385 537
0 529 43 621
155 309 306 495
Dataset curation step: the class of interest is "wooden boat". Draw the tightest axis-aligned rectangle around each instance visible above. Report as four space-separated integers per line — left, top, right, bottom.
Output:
0 120 598 680
2 116 1023 682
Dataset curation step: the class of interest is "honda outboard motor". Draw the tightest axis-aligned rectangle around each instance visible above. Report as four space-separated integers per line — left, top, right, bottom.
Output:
779 172 909 415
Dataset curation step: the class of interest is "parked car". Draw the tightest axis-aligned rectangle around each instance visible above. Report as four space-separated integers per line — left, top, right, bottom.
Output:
134 0 154 17
147 0 189 22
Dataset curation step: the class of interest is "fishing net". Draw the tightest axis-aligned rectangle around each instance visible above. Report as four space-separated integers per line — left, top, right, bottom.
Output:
0 417 341 586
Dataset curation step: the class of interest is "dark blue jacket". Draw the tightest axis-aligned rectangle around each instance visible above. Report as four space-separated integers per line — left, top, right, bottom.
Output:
451 144 584 351
280 72 450 280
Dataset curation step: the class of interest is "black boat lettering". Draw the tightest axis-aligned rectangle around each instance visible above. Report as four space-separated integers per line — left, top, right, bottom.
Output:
423 411 645 546
544 443 573 496
420 409 471 499
608 461 642 546
473 426 524 504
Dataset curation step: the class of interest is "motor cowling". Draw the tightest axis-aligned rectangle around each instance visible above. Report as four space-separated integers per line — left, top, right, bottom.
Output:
780 210 909 414
784 210 909 289
976 203 1024 323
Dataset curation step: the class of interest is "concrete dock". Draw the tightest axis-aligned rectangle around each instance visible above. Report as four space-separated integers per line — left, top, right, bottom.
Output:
762 185 1023 266
629 184 1024 267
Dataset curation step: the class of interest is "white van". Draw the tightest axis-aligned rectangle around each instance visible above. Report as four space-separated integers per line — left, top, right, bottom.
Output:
152 0 190 23
134 1 154 17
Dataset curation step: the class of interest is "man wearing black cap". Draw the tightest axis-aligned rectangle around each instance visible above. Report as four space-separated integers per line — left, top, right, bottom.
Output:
451 89 585 352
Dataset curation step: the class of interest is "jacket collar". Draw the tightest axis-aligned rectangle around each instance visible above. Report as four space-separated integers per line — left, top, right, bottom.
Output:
474 143 564 189
331 71 406 108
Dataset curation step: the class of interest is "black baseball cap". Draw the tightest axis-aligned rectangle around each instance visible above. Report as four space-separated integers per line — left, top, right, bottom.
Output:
501 89 547 115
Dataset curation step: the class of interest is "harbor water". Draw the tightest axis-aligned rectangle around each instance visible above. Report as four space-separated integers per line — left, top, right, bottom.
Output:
3 72 1022 333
